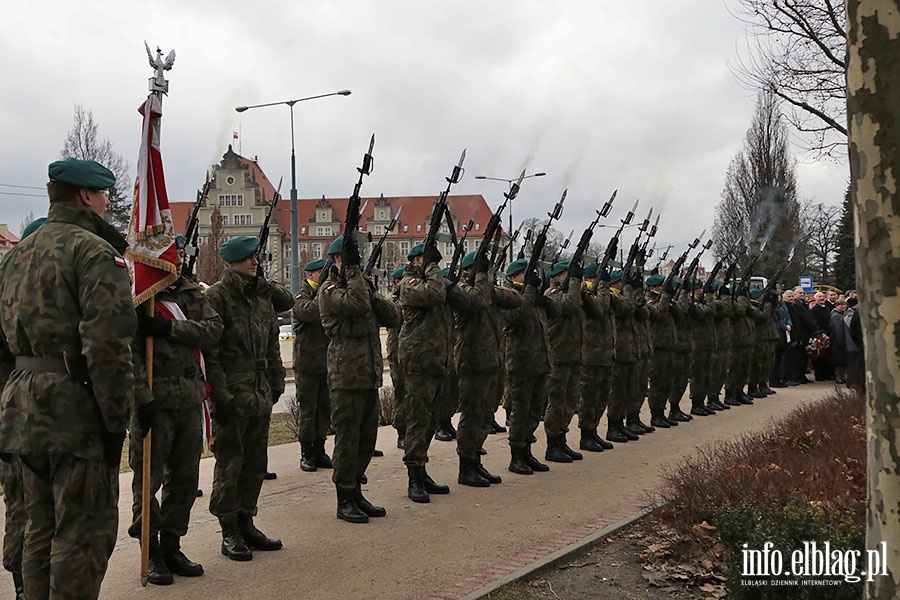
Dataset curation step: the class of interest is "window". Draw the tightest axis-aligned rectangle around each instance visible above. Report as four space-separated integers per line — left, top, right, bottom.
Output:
234 214 252 226
218 194 244 206
284 245 291 258
284 266 291 281
299 243 308 252
221 214 229 226
315 226 331 237
378 210 386 220
475 223 480 231
400 241 410 256
403 224 408 233
416 224 422 232
374 225 385 236
463 239 470 253
444 242 453 256
319 212 327 222
300 226 306 235
313 243 322 258
225 175 236 186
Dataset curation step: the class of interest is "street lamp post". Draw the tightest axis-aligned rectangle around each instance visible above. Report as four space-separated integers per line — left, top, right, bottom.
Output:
236 89 351 293
474 172 546 261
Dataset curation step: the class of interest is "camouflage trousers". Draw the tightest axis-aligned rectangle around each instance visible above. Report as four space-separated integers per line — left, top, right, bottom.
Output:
127 405 202 538
709 348 731 398
19 453 118 600
330 388 378 491
726 345 752 396
544 364 581 436
577 364 611 431
296 372 331 444
402 373 442 467
609 361 636 423
435 368 459 426
507 371 548 452
1 457 25 573
748 342 771 386
389 362 407 433
668 352 690 408
209 411 271 523
456 371 498 460
690 348 712 402
648 350 675 412
630 357 650 416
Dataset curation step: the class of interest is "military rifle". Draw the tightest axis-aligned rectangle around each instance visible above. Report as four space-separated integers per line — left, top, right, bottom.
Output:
523 188 566 284
422 149 466 270
365 205 403 283
256 176 283 278
640 213 660 255
563 189 616 288
183 170 211 279
622 206 653 278
467 168 526 285
493 226 519 272
679 236 714 297
594 198 637 284
446 209 478 283
733 237 768 298
701 236 742 296
552 230 574 264
718 242 748 298
661 229 703 294
761 246 795 298
339 134 376 278
515 228 533 260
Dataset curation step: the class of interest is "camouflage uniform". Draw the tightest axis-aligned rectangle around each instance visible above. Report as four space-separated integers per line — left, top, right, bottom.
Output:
542 278 584 445
668 293 692 413
578 281 617 441
386 288 407 440
709 293 734 403
747 297 771 395
629 288 652 429
128 276 222 541
608 285 640 438
1 457 24 574
0 201 136 600
292 278 331 447
205 269 293 525
318 265 399 491
434 301 459 438
688 294 718 411
647 290 676 419
726 295 754 402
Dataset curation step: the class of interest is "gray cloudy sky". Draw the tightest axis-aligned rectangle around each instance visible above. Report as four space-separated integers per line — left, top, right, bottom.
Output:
0 0 847 258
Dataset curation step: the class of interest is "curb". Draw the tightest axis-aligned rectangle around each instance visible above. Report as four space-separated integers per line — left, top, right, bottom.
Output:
458 506 655 600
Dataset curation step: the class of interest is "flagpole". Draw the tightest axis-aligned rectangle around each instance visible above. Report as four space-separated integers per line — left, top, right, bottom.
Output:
141 301 154 586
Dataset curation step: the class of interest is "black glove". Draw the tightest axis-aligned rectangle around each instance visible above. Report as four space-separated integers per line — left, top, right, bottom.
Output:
103 431 127 467
342 239 361 267
445 269 460 287
213 403 233 426
568 261 583 280
135 403 156 438
137 313 172 338
598 266 611 282
663 280 677 296
474 252 490 274
524 268 542 289
423 242 442 266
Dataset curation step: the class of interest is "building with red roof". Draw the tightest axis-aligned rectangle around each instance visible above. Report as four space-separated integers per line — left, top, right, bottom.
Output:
0 224 20 261
170 146 503 285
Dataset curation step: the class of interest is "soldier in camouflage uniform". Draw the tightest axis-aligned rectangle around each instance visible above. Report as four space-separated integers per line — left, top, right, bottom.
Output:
387 267 407 449
646 274 681 427
0 159 137 599
710 283 740 407
725 290 755 405
627 272 654 436
502 259 552 475
434 266 459 443
205 236 294 560
688 281 725 415
292 258 334 472
576 263 617 451
318 237 399 523
747 289 775 398
452 251 520 486
606 270 643 443
542 260 586 462
128 234 223 584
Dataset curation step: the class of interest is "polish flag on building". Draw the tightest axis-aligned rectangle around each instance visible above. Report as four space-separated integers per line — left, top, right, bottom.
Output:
125 92 178 306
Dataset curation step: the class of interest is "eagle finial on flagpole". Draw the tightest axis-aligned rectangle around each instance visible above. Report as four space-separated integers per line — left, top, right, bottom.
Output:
145 41 175 94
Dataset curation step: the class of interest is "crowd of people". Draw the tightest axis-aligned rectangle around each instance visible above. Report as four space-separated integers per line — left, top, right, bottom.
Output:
0 158 860 599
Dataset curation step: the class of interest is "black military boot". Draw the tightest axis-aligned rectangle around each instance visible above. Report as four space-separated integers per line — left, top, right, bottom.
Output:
160 531 204 577
489 418 507 434
723 394 742 406
12 571 25 600
649 410 671 429
220 518 252 561
238 514 282 551
446 420 458 439
559 433 584 460
476 457 502 483
545 434 574 463
668 403 693 422
593 431 615 450
605 421 630 443
524 444 550 472
300 442 317 472
434 425 454 442
407 465 430 503
739 390 754 404
708 395 729 410
396 427 406 449
749 384 766 399
336 487 369 523
761 383 776 395
353 483 386 517
146 532 174 585
625 415 647 436
314 439 334 468
458 456 491 487
690 399 714 416
509 449 534 475
579 428 605 452
423 467 450 494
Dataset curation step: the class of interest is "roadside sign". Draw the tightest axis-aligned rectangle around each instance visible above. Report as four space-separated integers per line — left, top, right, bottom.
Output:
799 276 813 293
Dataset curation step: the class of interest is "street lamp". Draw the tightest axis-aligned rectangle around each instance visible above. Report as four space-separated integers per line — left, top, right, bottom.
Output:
475 172 546 261
236 89 351 293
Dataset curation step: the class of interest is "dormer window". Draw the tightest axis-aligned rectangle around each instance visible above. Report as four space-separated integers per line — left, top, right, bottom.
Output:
320 212 327 222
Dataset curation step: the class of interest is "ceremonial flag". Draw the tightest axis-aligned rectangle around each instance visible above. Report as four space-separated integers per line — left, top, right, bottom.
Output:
126 93 178 305
233 130 239 140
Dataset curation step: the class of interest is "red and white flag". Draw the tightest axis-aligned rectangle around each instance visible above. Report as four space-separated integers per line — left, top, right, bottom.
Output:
126 92 178 305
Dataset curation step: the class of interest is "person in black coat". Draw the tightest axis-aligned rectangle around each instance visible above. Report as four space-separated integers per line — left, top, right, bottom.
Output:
809 292 834 380
788 287 818 383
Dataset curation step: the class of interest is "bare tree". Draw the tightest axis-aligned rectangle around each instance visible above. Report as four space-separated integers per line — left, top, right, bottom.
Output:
196 206 226 284
731 0 847 157
799 201 840 283
17 211 35 237
60 104 132 231
712 92 803 280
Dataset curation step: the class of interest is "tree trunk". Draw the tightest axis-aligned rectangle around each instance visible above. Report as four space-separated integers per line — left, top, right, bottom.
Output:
846 2 900 598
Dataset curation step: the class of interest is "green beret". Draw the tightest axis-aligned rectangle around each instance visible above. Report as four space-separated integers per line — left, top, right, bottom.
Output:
174 234 186 250
709 281 721 291
21 217 46 240
440 267 450 277
305 258 328 272
327 237 343 255
646 274 665 287
408 243 425 259
750 288 766 300
549 261 569 277
392 267 405 280
220 236 260 262
506 258 528 277
583 263 599 279
609 269 623 284
48 158 115 189
461 250 477 269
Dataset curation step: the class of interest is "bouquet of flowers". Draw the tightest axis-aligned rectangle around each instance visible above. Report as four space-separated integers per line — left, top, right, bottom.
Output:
806 331 831 359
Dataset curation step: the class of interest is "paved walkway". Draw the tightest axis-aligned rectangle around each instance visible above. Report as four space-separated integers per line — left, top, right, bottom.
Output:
6 382 836 599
